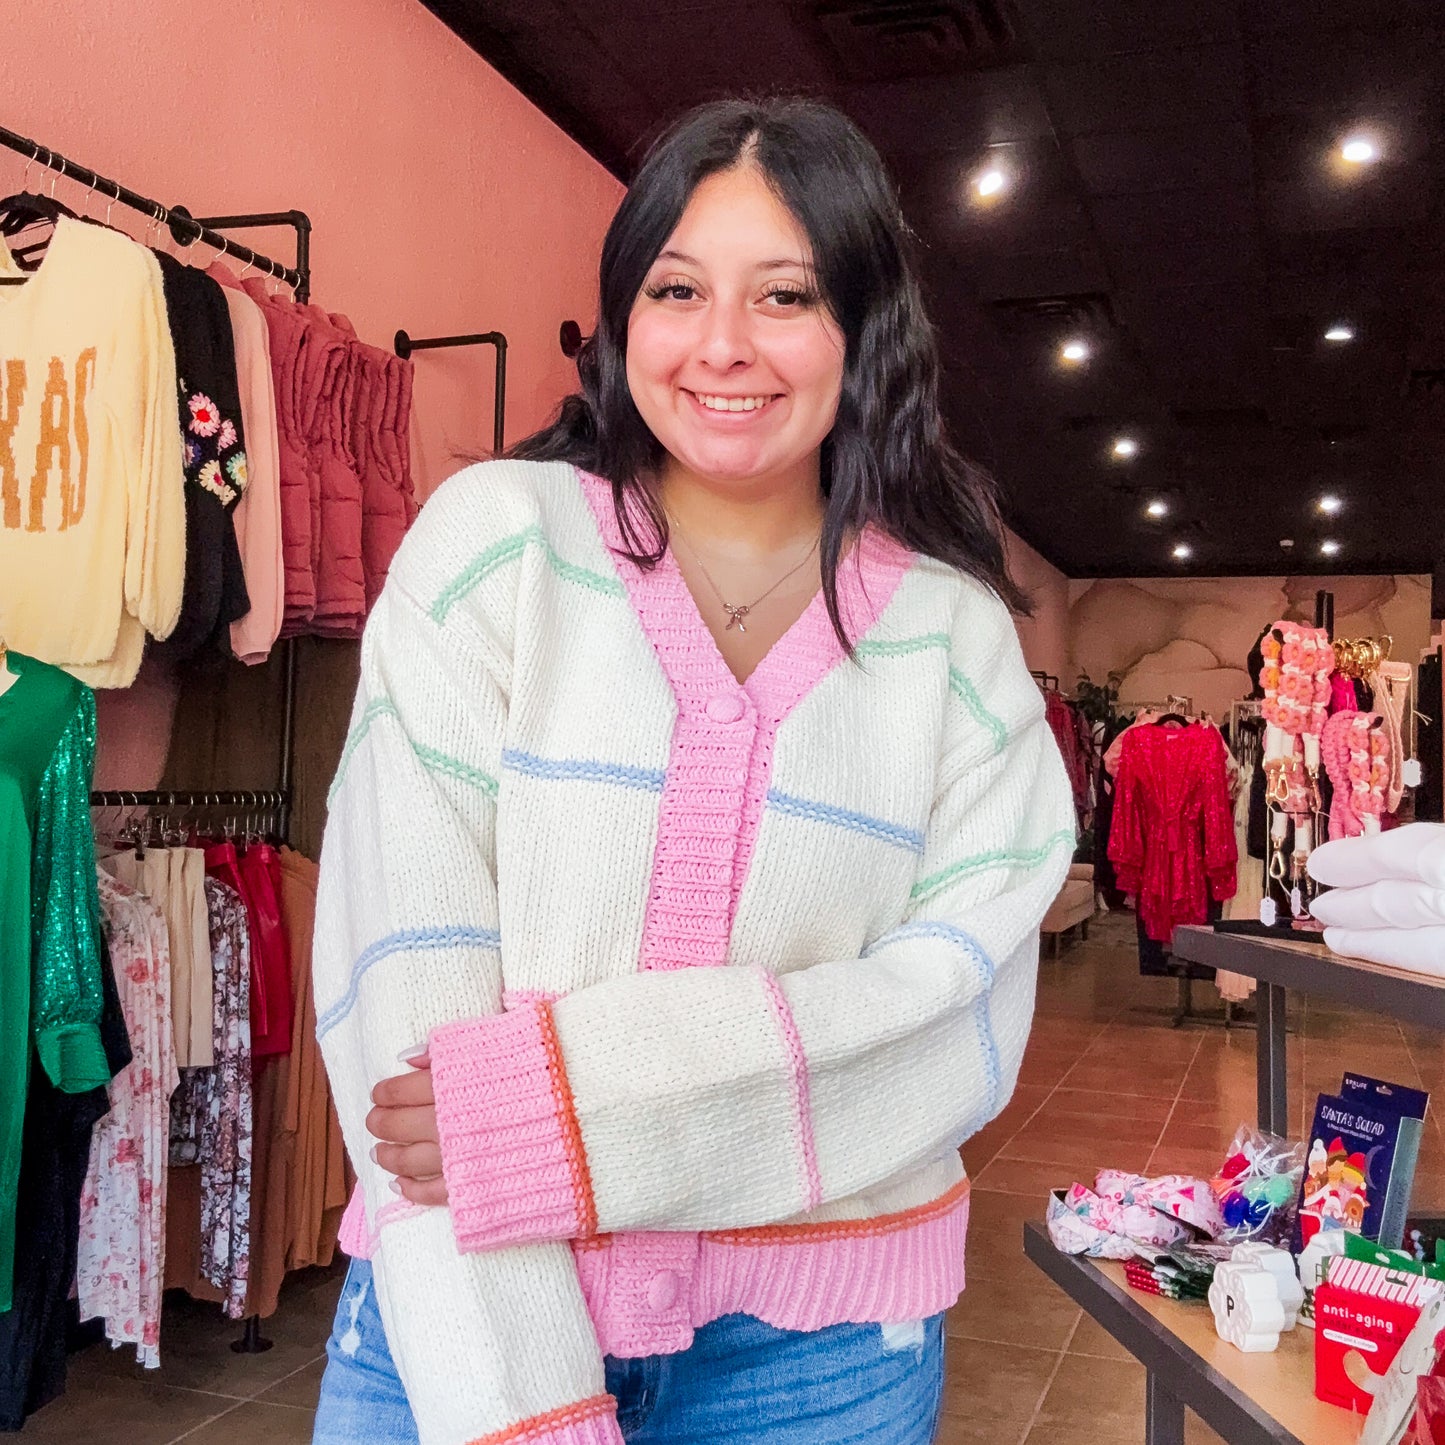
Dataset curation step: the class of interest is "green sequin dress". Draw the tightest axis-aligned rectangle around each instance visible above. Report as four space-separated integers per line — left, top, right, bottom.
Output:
0 651 109 1312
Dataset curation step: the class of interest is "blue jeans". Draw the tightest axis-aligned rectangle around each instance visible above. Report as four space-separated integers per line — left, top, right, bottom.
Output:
314 1259 946 1443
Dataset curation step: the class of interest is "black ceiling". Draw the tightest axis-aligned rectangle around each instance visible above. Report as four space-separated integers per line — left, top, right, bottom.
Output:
423 0 1445 578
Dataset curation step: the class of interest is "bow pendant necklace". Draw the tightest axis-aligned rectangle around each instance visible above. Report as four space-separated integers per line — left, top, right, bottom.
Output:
669 515 821 634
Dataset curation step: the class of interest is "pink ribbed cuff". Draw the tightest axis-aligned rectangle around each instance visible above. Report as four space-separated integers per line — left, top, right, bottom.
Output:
430 1003 597 1252
467 1394 622 1444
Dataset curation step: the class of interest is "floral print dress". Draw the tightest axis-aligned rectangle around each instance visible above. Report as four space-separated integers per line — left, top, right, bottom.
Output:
78 870 179 1368
170 877 253 1318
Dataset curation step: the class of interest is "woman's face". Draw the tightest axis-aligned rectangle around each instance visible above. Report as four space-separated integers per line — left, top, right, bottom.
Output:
627 165 846 492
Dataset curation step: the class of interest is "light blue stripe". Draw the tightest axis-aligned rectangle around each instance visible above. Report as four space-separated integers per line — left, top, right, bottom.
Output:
501 748 666 792
863 922 1001 1134
316 926 501 1039
862 921 995 981
766 789 926 854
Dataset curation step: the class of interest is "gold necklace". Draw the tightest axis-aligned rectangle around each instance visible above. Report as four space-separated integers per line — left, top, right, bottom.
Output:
668 516 821 634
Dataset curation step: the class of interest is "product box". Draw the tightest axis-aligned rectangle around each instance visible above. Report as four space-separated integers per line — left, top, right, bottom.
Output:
1315 1254 1441 1412
1297 1074 1429 1251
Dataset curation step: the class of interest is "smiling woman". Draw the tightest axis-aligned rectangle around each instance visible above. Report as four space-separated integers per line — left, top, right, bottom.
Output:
312 95 1074 1445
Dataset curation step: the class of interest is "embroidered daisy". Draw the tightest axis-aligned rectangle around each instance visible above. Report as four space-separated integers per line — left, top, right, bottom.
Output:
198 459 225 497
188 393 221 436
218 418 237 451
226 451 249 493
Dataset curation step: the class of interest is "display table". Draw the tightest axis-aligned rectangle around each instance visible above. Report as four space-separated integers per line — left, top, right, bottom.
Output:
1171 926 1445 1134
1023 1220 1363 1445
1024 927 1445 1443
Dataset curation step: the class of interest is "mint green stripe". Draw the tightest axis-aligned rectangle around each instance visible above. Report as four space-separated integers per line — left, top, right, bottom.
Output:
432 525 624 622
910 828 1076 906
413 742 500 797
328 699 398 805
855 632 950 659
328 697 499 806
949 668 1008 756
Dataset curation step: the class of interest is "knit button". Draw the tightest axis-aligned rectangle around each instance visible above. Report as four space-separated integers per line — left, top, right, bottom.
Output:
705 694 746 724
646 1270 681 1312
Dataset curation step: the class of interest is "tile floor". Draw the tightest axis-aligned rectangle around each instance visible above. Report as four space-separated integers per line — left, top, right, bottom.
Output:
28 910 1445 1442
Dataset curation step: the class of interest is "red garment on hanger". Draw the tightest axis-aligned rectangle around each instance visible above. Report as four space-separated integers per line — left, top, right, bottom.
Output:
204 842 294 1058
1044 690 1089 817
1108 723 1238 943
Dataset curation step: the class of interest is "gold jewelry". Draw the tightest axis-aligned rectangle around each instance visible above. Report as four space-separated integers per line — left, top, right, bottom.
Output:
668 516 820 633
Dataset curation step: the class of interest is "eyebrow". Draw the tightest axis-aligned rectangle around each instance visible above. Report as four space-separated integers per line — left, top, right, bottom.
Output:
653 249 810 273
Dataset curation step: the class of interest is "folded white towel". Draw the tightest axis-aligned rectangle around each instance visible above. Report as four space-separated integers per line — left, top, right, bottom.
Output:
1311 879 1445 930
1308 824 1445 889
1321 924 1445 976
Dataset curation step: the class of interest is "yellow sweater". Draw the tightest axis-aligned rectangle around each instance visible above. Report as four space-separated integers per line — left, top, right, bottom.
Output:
0 218 184 687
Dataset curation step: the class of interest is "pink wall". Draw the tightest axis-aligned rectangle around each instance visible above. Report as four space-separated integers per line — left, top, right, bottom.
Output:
2 0 623 500
1006 530 1070 680
4 0 622 792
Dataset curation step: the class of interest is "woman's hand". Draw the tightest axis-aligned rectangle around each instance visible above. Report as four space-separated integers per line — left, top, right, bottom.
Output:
367 1051 449 1206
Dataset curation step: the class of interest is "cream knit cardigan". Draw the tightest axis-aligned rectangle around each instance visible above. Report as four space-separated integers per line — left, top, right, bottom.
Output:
314 459 1074 1444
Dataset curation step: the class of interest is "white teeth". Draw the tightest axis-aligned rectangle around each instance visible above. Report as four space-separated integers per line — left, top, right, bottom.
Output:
696 393 772 412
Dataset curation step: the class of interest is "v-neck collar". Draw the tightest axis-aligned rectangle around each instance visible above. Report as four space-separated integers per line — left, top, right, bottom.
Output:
574 467 913 729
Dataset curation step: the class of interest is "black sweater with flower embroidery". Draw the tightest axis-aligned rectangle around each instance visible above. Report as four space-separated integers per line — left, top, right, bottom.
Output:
152 253 250 661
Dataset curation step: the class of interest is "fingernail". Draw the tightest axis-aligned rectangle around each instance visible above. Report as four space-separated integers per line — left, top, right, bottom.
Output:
369 1145 379 1164
388 1179 403 1195
397 1044 426 1063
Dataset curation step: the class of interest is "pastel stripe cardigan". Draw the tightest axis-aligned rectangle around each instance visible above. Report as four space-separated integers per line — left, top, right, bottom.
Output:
313 459 1075 1445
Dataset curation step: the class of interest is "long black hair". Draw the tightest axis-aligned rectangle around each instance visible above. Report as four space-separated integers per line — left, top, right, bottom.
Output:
508 95 1029 646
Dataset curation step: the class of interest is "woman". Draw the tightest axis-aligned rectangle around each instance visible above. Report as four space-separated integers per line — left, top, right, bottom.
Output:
312 96 1073 1445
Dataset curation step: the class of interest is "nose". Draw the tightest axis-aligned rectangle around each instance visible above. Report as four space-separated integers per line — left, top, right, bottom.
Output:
696 296 756 373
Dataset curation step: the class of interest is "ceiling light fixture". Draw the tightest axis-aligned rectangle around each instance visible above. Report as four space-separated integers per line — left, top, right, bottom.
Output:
1060 339 1089 364
1113 437 1139 458
1172 543 1192 561
1321 540 1342 557
1318 495 1343 515
1146 499 1168 518
1324 324 1356 342
974 167 1008 198
1341 137 1379 164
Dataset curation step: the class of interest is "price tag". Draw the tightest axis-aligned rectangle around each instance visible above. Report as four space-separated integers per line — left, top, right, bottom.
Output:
1259 897 1278 927
1404 758 1423 789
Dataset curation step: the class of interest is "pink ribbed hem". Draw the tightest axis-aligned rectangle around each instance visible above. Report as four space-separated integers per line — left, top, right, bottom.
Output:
467 1394 622 1445
572 1178 971 1357
430 1004 597 1251
340 1174 971 1361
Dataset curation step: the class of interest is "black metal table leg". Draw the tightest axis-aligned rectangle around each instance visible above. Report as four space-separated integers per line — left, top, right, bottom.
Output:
1256 982 1288 1135
1146 1371 1186 1445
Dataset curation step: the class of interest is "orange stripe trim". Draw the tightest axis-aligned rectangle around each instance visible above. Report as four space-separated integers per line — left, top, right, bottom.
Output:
466 1393 615 1445
538 1002 599 1239
703 1175 971 1247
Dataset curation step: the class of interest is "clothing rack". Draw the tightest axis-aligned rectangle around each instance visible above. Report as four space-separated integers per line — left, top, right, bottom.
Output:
394 327 508 455
0 127 308 846
1 125 316 1358
0 126 310 301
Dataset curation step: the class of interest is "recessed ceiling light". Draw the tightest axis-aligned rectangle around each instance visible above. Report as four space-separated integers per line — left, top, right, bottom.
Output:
1341 137 1379 164
1321 539 1342 557
1324 324 1355 342
1172 543 1192 561
1146 499 1169 518
973 167 1008 198
1060 339 1090 364
1112 437 1139 458
1318 495 1343 515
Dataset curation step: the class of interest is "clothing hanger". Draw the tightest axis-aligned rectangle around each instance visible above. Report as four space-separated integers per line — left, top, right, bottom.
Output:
0 152 77 276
